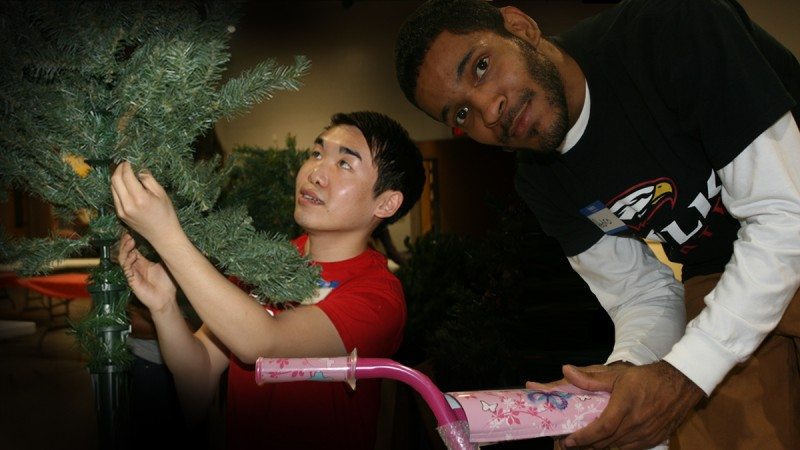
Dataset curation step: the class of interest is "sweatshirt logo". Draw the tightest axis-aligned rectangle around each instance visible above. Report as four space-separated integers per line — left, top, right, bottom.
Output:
608 177 676 232
606 171 726 254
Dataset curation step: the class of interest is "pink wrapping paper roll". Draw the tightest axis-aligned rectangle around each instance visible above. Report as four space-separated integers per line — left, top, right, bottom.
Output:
445 385 609 443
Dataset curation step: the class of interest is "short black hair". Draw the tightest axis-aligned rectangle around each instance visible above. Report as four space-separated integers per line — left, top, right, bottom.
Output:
329 111 425 229
395 0 510 108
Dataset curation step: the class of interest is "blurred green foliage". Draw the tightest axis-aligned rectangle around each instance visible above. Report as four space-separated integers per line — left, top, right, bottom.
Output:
218 135 308 239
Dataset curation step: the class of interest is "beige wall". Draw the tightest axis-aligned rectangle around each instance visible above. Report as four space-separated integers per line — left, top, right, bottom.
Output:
739 0 799 55
214 0 799 244
215 1 439 153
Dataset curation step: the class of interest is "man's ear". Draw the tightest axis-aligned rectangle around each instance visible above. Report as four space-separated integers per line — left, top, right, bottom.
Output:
374 190 403 220
499 6 541 47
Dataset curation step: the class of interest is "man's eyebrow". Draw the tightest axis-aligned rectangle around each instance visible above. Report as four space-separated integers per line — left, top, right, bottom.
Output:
340 146 362 161
440 105 450 124
440 47 476 123
457 48 475 82
315 136 362 161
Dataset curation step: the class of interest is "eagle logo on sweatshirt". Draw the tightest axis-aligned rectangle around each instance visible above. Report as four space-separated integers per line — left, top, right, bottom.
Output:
608 177 676 232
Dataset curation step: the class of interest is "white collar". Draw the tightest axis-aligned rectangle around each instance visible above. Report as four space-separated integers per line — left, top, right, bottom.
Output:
557 79 591 155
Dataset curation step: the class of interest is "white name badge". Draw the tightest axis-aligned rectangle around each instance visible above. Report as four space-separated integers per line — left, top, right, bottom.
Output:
580 201 628 235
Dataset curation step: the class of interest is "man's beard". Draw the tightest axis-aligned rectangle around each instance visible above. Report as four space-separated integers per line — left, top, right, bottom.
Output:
501 36 569 154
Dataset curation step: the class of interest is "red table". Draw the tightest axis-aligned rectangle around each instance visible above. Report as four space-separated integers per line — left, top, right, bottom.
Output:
15 273 90 299
14 273 91 349
0 272 37 339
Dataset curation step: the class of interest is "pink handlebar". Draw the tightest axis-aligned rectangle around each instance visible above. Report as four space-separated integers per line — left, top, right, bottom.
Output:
255 350 474 449
255 349 460 429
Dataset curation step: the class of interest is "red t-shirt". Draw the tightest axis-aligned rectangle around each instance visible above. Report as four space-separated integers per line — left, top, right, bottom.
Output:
225 235 406 450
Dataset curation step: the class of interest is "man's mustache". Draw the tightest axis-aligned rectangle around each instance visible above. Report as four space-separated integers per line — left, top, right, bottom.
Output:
500 89 534 145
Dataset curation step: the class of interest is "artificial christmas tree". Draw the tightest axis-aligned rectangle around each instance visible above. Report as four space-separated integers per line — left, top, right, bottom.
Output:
0 1 319 447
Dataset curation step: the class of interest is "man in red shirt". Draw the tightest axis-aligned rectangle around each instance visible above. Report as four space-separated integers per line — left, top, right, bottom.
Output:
111 111 425 449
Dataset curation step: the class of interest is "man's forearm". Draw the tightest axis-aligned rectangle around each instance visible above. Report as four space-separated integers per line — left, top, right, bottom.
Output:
149 300 219 423
569 235 686 366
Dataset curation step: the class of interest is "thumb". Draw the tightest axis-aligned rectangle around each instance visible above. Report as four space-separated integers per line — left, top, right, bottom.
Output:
562 364 614 392
137 170 166 196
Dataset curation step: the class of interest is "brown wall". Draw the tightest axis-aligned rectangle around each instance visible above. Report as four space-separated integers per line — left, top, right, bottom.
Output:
417 138 517 237
1 190 53 239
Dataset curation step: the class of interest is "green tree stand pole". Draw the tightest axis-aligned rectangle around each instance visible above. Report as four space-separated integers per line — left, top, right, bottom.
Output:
87 238 131 450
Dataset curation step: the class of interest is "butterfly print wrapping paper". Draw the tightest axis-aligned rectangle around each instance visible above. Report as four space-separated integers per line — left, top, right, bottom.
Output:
445 385 609 443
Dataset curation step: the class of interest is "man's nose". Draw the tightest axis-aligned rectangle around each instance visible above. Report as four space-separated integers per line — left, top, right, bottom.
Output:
470 87 505 128
308 164 328 186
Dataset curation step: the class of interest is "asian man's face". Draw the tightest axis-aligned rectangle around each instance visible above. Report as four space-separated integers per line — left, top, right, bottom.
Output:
294 125 385 234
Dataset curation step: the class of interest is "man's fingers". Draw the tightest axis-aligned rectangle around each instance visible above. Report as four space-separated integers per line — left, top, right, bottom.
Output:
562 364 615 392
111 161 144 217
561 364 629 448
110 163 128 211
564 400 626 448
113 160 150 197
118 234 134 261
111 161 166 224
121 233 135 250
110 181 124 217
136 170 165 196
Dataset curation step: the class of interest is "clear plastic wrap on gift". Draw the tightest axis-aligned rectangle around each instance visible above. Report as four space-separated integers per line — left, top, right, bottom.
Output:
255 349 357 390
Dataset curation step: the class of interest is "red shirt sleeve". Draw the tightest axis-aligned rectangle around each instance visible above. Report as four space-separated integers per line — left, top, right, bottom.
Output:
316 273 406 358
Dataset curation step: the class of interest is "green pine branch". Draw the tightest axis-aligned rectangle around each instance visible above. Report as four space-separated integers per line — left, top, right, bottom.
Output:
181 205 318 304
215 56 311 121
1 234 91 276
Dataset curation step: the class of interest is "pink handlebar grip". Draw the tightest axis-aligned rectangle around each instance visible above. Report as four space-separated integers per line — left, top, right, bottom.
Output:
255 349 358 390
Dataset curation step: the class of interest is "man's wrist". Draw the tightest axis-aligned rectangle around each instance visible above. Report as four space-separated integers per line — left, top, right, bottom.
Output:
148 295 180 319
658 360 705 398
